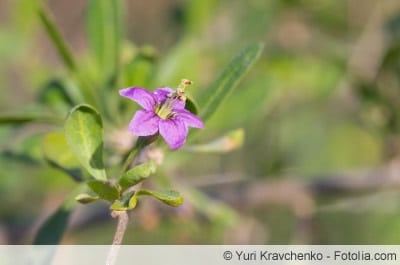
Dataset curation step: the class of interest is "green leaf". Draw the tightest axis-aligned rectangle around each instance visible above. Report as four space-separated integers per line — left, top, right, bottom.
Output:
75 193 100 204
39 79 84 113
0 113 62 125
38 5 77 72
42 132 83 182
110 191 136 210
185 97 199 115
38 5 99 107
128 194 138 209
87 180 120 201
87 0 123 81
184 128 244 153
34 185 84 244
110 200 127 211
137 189 184 207
198 43 264 122
64 104 107 181
119 162 157 190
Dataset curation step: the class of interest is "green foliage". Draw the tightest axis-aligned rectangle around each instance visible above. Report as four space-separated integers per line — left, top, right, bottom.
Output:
110 191 136 211
198 43 264 122
119 161 157 191
87 180 120 201
136 189 184 207
4 0 397 246
42 132 83 181
64 104 107 181
37 5 76 72
0 113 62 125
75 193 100 204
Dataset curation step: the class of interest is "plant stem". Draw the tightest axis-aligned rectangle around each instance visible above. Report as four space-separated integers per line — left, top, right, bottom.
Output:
106 211 129 265
119 135 158 177
119 146 140 177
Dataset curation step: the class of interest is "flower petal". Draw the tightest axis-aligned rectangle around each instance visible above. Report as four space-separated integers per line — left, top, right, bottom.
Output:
175 109 204 128
159 119 188 150
153 87 173 103
154 87 185 109
129 110 160 136
119 87 156 111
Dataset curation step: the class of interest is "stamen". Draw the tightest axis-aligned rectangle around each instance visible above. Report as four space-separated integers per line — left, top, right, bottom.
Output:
175 79 192 102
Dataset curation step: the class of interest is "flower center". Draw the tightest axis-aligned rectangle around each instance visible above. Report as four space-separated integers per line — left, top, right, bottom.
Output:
154 79 192 120
155 99 175 120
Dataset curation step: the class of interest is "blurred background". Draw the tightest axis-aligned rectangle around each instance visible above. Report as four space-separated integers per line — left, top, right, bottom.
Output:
1 0 400 244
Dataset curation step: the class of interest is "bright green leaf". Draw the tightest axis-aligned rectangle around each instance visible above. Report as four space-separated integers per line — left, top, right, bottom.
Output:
42 132 83 182
184 128 245 153
128 193 138 209
64 104 107 181
199 43 264 122
110 191 136 210
87 180 120 201
119 161 157 190
137 189 184 207
110 200 127 211
75 193 100 204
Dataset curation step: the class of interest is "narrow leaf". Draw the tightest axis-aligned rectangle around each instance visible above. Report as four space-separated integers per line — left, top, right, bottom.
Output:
87 180 120 201
65 104 107 181
38 5 77 72
119 162 156 190
38 5 98 107
184 128 244 153
0 113 62 125
198 43 264 121
137 189 184 207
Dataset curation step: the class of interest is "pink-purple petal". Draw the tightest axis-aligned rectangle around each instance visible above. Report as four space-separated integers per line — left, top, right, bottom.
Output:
175 109 204 128
153 87 173 103
119 87 156 111
159 119 188 150
153 87 185 109
129 110 160 136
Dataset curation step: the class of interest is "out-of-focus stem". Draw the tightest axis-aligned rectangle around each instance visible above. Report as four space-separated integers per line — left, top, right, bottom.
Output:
106 211 129 265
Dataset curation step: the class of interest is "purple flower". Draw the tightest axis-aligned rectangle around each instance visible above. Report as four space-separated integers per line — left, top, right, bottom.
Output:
119 86 204 150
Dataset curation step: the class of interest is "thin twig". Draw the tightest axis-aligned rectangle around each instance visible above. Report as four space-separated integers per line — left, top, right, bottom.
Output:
106 211 129 265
